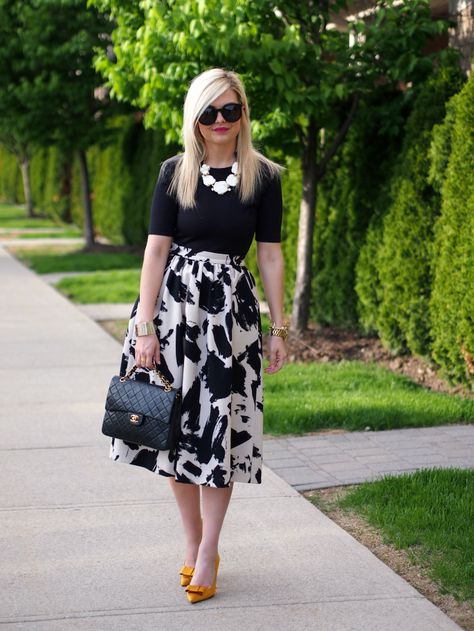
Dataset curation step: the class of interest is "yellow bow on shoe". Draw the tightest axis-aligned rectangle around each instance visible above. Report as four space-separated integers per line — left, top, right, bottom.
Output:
186 585 205 595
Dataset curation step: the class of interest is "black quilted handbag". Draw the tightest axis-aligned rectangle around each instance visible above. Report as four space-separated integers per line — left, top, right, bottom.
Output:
102 360 181 450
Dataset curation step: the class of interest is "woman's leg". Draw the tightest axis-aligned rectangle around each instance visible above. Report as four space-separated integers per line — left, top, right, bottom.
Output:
168 478 202 566
191 482 234 586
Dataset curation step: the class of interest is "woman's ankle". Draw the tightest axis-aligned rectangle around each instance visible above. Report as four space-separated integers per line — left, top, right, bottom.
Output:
197 540 219 558
184 531 202 564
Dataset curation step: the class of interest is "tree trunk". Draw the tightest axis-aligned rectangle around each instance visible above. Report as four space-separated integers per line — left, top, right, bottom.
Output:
19 158 34 218
291 119 319 333
61 159 73 224
78 148 95 247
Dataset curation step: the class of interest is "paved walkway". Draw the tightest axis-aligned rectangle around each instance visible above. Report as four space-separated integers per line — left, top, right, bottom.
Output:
0 236 85 246
264 424 474 491
0 245 466 630
0 227 68 234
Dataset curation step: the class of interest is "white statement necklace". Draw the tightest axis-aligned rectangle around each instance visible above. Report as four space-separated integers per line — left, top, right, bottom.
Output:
200 161 239 195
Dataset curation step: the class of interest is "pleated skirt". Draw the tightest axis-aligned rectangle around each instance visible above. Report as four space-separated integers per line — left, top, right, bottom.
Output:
109 242 264 487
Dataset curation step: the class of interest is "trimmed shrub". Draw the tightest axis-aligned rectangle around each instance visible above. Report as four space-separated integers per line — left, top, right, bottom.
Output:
429 75 474 385
365 56 465 356
0 146 23 203
30 145 72 221
355 178 394 334
314 93 406 327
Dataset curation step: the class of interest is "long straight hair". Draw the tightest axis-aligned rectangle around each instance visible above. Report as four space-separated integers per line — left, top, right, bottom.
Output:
167 68 283 209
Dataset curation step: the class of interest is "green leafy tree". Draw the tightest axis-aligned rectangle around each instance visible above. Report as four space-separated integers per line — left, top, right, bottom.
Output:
0 0 113 243
90 0 452 329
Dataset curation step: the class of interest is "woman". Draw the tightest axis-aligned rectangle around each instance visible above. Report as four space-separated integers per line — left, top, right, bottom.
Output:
110 68 288 603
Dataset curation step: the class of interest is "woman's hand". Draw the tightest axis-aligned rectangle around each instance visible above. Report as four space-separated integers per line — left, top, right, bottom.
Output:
135 332 161 369
264 336 287 374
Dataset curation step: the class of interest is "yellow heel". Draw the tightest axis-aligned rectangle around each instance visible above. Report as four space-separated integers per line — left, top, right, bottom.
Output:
179 565 194 587
180 517 203 586
185 554 220 603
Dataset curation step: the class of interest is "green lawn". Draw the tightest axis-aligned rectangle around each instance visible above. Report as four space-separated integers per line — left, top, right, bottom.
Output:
48 271 275 317
263 361 474 434
12 247 143 274
323 468 474 604
56 269 141 303
0 203 74 229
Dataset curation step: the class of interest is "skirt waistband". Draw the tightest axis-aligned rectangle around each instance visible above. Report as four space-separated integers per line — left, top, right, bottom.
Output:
169 243 245 266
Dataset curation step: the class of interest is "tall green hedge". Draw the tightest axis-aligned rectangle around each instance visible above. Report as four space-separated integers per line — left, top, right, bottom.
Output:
355 179 395 334
0 115 179 245
356 56 466 358
313 95 404 327
29 145 73 222
0 146 23 202
68 116 180 245
429 76 474 384
374 58 465 357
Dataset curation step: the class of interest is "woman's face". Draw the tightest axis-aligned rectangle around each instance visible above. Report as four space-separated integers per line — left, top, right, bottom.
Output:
197 88 244 154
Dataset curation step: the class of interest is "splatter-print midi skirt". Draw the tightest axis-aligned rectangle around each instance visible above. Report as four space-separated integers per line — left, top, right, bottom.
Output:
109 243 263 487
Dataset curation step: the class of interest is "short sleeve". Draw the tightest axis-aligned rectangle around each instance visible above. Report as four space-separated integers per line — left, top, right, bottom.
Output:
255 172 283 242
147 159 179 236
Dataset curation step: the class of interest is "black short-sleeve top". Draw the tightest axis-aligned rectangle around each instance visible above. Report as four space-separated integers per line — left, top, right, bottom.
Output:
147 155 283 256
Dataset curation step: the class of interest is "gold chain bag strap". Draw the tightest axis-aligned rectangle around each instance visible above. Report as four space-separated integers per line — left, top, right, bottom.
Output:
101 359 181 451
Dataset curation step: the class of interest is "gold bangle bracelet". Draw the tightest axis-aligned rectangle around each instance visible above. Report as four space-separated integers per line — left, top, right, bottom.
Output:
135 321 155 337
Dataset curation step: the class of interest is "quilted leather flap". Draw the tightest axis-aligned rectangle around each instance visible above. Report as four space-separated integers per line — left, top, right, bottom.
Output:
105 376 177 421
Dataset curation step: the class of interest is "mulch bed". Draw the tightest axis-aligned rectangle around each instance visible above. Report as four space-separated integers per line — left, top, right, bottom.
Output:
262 324 472 398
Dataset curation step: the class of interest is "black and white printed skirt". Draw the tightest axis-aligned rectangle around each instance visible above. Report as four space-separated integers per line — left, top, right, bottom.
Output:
109 243 263 488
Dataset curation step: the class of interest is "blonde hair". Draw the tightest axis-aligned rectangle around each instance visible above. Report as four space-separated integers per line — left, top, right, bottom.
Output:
166 68 284 209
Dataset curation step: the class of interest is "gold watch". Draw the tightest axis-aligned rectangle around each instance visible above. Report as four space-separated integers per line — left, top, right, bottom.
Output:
270 321 289 341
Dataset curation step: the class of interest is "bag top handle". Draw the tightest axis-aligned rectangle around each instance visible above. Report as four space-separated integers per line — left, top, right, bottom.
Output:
119 359 173 392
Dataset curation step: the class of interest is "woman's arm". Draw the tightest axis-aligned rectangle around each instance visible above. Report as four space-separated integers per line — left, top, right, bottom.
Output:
135 234 173 368
256 241 287 374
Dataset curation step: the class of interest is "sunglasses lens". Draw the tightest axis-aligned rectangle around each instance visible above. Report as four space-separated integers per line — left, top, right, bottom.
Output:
198 107 217 125
222 104 242 122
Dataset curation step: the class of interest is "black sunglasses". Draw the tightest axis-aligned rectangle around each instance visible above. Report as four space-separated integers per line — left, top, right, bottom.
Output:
198 102 243 126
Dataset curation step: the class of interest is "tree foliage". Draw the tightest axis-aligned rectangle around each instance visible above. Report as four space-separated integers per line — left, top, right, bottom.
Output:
0 0 112 152
90 0 448 148
0 0 114 228
89 0 453 328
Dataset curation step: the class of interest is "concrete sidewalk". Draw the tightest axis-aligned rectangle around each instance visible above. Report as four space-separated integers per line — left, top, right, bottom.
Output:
0 245 463 630
0 236 85 247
